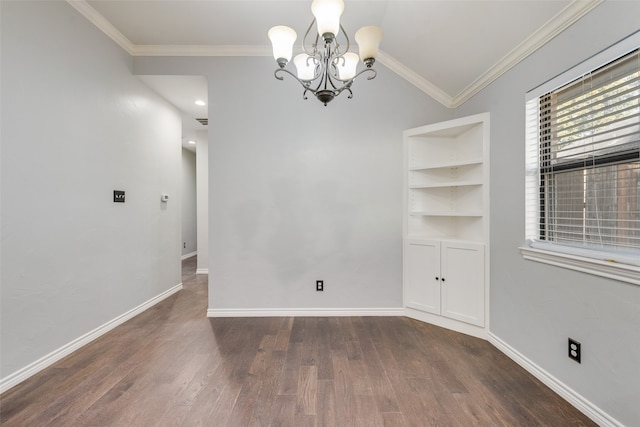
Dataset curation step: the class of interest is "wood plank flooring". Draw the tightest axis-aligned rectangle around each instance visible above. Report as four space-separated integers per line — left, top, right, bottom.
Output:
0 257 596 426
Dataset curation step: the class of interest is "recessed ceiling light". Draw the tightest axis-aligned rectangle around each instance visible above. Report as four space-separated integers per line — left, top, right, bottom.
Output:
195 100 206 106
187 140 196 145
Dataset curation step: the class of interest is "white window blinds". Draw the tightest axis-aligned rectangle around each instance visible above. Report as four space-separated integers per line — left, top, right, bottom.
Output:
536 49 640 254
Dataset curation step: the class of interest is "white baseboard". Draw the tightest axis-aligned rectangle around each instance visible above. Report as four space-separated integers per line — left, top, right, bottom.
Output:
488 332 621 427
0 283 183 395
207 307 405 317
195 268 208 275
3 294 619 427
404 307 487 340
181 251 197 260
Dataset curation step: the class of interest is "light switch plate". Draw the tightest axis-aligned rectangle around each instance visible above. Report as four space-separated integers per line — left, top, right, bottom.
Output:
114 190 125 203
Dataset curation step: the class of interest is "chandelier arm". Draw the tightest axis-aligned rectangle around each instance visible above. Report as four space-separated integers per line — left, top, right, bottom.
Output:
346 87 353 99
326 71 340 90
273 68 286 81
275 66 377 102
364 68 377 81
324 50 337 91
335 23 350 58
354 67 377 81
275 67 323 96
302 18 318 56
332 67 377 85
324 66 377 96
328 56 340 80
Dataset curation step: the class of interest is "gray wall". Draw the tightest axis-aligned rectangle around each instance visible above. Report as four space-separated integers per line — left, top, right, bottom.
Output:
1 2 182 379
455 2 640 425
182 148 197 257
196 131 209 274
207 59 455 311
134 56 452 312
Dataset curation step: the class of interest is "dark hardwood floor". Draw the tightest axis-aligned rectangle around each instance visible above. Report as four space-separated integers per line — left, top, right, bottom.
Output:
0 257 596 426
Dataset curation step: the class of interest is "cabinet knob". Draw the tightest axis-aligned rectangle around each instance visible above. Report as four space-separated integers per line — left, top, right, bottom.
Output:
441 278 445 282
435 277 439 281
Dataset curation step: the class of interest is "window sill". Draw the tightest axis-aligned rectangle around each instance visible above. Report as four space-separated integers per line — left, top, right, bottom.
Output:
519 246 640 287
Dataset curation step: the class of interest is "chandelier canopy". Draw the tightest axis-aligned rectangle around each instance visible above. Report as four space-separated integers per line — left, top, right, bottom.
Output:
268 0 383 106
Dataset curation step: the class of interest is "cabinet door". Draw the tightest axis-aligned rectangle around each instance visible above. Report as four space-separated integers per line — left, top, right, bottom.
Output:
440 242 484 327
404 240 440 315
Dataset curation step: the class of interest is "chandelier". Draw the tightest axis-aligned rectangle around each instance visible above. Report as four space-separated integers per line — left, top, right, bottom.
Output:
268 0 383 106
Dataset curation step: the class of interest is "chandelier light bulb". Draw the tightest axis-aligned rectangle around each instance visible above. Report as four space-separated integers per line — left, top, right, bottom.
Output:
335 52 359 80
311 0 344 39
268 26 297 66
355 26 383 65
294 54 317 81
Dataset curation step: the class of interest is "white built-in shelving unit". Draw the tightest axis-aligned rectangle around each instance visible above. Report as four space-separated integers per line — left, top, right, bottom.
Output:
403 113 490 338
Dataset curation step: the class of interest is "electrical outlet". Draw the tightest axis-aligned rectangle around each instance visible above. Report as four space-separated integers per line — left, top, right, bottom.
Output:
316 280 324 291
568 338 581 363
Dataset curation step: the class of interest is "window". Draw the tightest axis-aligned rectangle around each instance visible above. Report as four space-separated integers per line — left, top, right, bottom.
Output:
523 34 640 285
540 50 640 251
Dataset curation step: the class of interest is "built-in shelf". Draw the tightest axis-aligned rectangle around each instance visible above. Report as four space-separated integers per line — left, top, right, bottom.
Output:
409 181 483 189
403 112 490 338
409 211 483 217
404 114 489 239
409 158 483 171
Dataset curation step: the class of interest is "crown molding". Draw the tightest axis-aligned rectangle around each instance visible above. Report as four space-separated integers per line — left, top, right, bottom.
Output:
449 0 603 108
376 50 454 108
67 0 601 109
66 0 135 55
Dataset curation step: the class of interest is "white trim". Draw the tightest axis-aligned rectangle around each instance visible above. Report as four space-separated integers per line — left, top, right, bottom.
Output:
181 251 197 261
207 307 404 318
520 246 640 286
451 0 602 108
66 0 135 55
523 30 640 288
404 307 487 340
0 284 183 394
488 332 623 427
376 51 453 107
195 268 209 275
67 0 601 109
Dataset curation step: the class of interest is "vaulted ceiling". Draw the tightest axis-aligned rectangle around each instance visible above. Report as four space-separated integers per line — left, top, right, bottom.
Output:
70 0 601 107
67 0 602 149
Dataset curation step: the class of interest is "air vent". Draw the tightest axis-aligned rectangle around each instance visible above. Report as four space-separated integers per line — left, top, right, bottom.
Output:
196 118 208 126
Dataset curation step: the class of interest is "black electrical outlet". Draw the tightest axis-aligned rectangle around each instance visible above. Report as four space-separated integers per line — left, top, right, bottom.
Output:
113 190 125 203
316 280 323 291
568 338 581 363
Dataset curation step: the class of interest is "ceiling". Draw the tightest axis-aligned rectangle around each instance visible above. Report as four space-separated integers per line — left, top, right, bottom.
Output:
68 0 603 149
